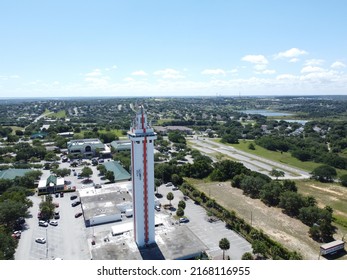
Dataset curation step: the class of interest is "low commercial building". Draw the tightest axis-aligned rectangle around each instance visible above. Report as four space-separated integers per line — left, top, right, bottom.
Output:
67 138 111 158
110 140 131 152
0 169 32 180
38 175 64 194
79 183 133 227
103 161 131 182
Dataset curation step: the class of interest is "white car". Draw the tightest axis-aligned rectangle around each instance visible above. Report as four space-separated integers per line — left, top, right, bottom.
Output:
35 237 46 244
49 220 58 226
39 220 48 227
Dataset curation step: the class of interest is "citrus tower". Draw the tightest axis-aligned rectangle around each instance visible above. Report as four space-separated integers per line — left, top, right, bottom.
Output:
128 105 157 247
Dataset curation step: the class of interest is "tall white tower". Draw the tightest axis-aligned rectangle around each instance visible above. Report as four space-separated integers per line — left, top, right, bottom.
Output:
128 106 157 247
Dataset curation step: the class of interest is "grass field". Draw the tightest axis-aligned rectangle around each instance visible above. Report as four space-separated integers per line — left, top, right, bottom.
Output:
50 110 66 119
74 129 124 138
214 139 347 177
8 126 24 134
296 180 347 237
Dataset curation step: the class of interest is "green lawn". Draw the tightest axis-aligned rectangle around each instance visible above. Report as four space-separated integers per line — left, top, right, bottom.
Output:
214 139 325 173
50 110 66 119
97 129 124 137
75 129 124 138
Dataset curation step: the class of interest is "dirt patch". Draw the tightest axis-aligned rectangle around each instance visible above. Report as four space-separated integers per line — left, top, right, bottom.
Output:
196 182 322 260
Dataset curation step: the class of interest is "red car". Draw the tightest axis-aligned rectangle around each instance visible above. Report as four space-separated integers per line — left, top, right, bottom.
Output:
75 212 82 218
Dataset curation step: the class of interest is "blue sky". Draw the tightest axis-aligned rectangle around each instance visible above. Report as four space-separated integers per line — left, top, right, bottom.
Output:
0 0 346 97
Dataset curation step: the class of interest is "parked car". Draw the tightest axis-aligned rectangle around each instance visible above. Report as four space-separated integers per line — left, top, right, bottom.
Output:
49 220 58 226
179 217 189 223
55 193 59 198
12 231 21 239
165 182 173 187
70 195 78 200
75 212 82 218
35 237 46 244
54 211 60 219
155 205 161 211
172 186 179 190
60 192 64 197
71 201 81 207
39 220 48 227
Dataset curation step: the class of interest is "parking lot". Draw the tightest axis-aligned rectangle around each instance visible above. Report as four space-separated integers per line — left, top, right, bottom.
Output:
15 157 251 260
15 166 92 260
156 184 252 259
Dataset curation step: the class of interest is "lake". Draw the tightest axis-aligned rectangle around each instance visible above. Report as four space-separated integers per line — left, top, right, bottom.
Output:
240 109 294 117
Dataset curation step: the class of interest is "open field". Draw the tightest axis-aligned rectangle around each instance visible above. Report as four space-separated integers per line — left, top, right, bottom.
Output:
216 139 347 177
215 139 321 172
296 180 347 239
74 129 124 139
187 178 347 260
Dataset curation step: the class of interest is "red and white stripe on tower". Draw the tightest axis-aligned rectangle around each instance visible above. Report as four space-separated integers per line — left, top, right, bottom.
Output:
128 105 157 247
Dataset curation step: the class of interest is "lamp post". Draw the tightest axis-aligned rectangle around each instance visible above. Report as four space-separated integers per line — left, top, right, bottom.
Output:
46 228 48 259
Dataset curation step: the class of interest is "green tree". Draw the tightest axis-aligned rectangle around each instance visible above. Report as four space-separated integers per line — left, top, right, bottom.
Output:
260 181 284 206
311 165 337 182
176 207 184 217
279 191 306 217
105 170 115 182
166 192 174 206
0 200 30 227
178 200 186 209
54 168 71 177
241 252 254 260
339 174 347 187
248 143 255 150
219 238 230 260
39 195 55 220
240 176 266 198
269 169 285 180
252 240 267 259
97 164 107 176
0 226 17 260
81 166 93 178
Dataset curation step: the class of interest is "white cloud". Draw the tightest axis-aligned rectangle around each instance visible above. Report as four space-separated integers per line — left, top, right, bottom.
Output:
274 48 308 59
259 69 276 75
304 59 325 66
154 68 184 79
241 54 269 64
331 61 346 69
301 66 324 73
276 74 297 80
201 68 226 76
85 69 102 77
289 58 299 63
123 77 135 82
131 70 148 76
254 64 267 71
241 55 268 65
0 74 20 80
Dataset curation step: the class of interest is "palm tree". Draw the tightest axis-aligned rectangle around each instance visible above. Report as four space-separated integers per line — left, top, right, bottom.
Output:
219 238 230 260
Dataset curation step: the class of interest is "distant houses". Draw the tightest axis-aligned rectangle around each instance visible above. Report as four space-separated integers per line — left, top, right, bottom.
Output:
153 126 193 135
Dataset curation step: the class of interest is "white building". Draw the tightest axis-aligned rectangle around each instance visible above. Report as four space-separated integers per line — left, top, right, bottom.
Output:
128 106 157 247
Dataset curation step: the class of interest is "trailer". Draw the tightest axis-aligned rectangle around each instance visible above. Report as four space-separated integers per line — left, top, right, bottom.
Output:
320 240 345 255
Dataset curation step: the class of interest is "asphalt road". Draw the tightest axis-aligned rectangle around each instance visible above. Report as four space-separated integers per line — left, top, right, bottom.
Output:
189 138 311 180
